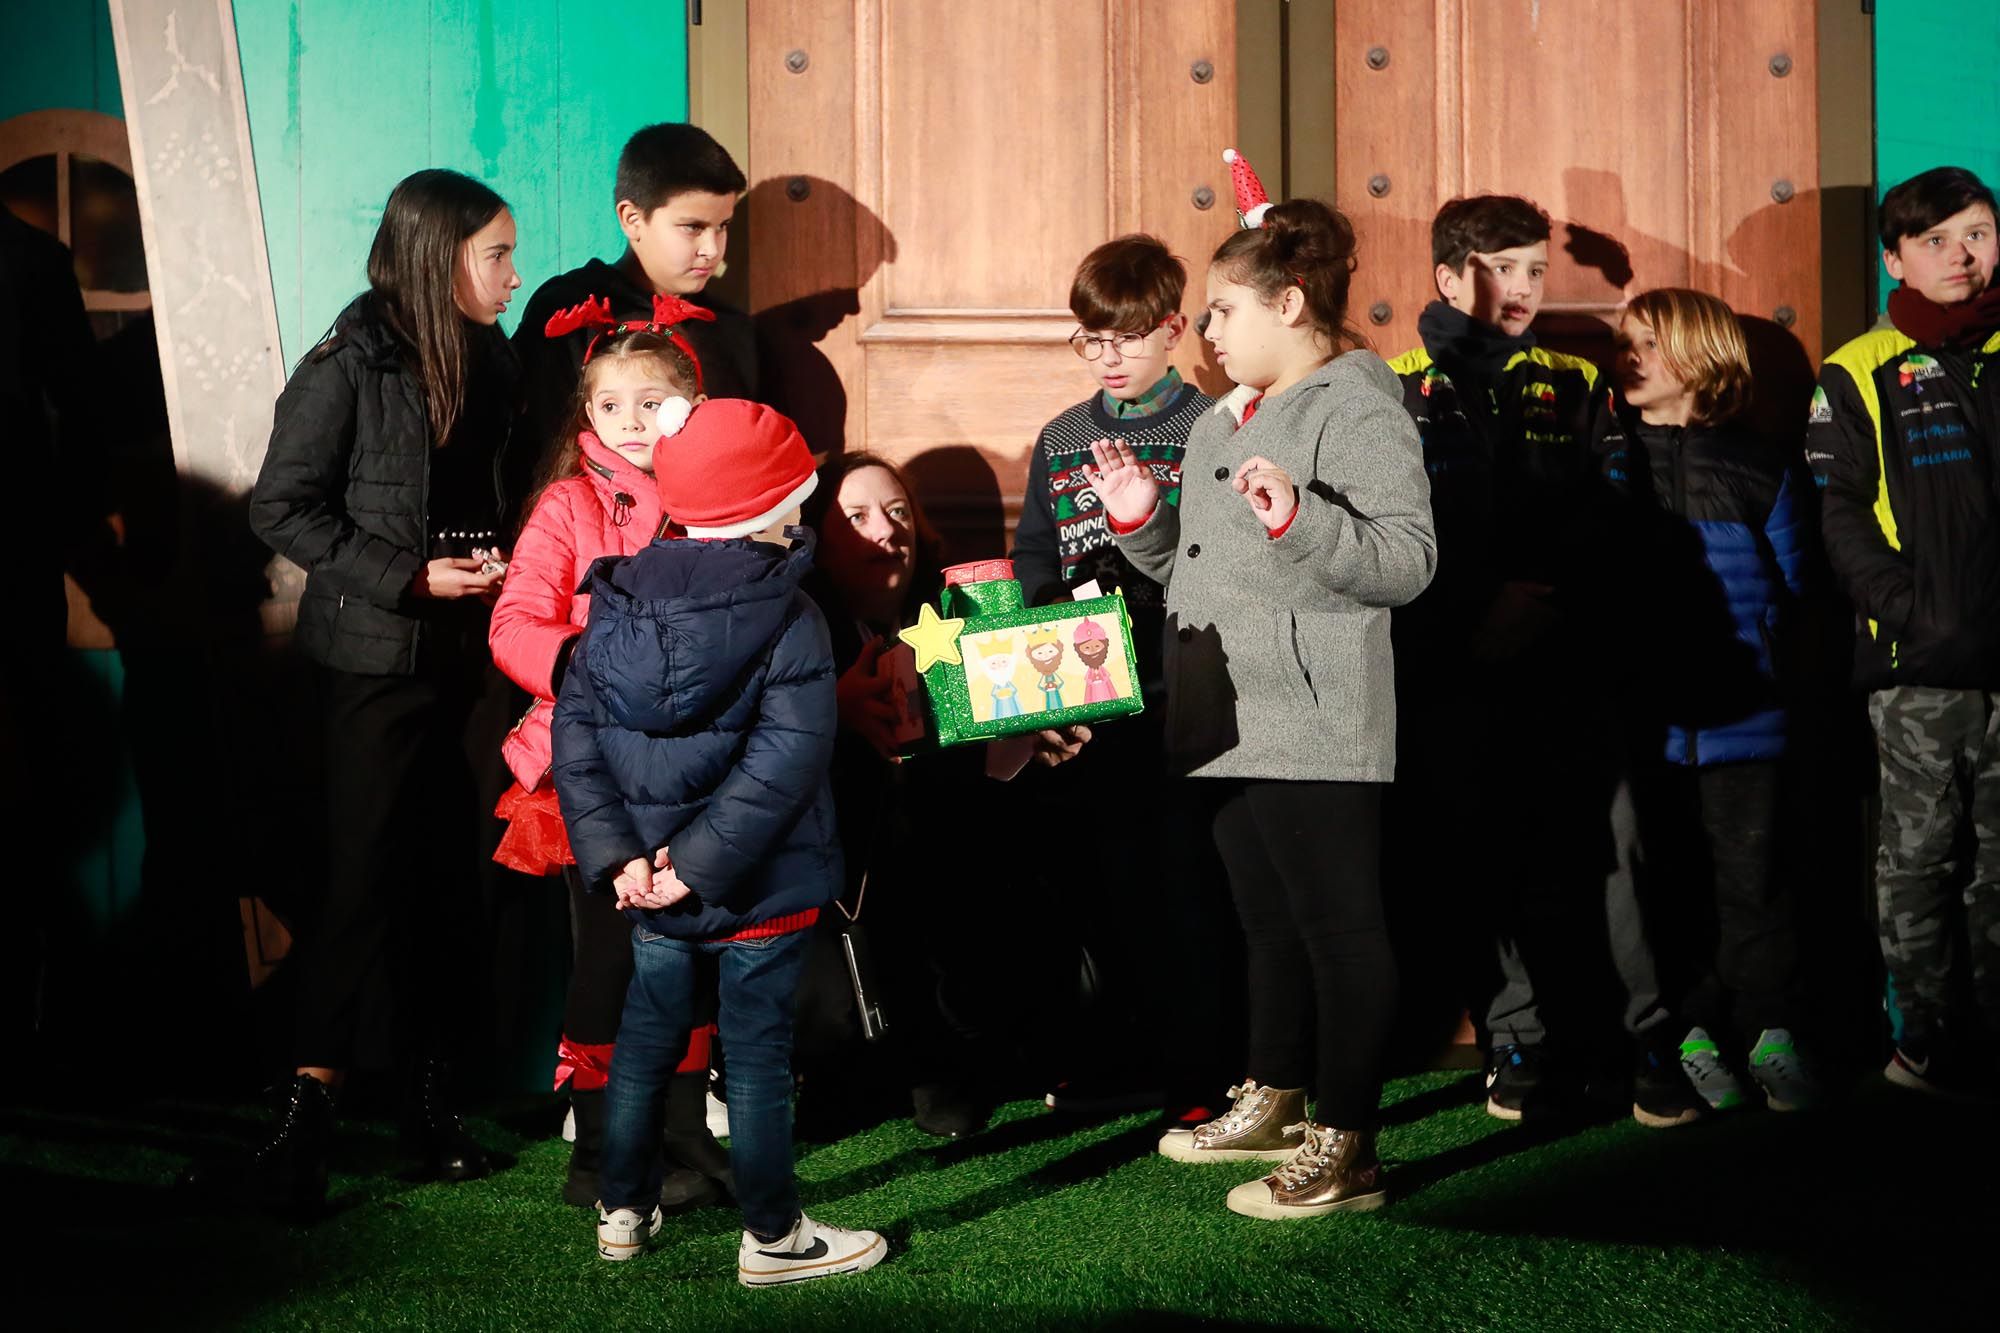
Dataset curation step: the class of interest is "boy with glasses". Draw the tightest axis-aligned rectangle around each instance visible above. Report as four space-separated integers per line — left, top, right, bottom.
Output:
1011 235 1230 1119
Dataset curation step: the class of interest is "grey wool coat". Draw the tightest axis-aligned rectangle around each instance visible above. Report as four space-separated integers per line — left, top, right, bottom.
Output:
1112 350 1436 781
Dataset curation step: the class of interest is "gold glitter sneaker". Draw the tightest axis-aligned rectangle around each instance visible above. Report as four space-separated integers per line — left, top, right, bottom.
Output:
1156 1080 1307 1163
1225 1123 1386 1219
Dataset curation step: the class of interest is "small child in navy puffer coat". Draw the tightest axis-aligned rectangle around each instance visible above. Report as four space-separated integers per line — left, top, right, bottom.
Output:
552 398 887 1284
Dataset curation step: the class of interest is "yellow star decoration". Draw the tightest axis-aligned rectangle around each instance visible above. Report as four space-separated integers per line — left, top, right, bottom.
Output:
898 602 967 672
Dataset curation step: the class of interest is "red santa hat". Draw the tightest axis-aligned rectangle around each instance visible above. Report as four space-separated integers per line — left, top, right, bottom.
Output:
1222 148 1272 229
653 400 818 540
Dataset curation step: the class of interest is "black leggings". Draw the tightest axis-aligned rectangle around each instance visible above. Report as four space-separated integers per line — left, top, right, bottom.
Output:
1210 779 1395 1128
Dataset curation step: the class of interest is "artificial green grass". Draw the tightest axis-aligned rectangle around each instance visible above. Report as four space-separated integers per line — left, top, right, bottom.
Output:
6 1070 1990 1331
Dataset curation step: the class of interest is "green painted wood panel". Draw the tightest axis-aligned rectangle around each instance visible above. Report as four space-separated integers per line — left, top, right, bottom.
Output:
1873 1 2000 310
237 0 689 368
0 0 122 122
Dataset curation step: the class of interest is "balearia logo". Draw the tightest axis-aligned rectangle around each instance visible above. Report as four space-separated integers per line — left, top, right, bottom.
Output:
1809 386 1832 424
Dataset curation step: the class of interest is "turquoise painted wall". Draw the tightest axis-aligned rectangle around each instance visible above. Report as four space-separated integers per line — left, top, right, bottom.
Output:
1873 0 2000 309
0 0 121 122
236 0 690 368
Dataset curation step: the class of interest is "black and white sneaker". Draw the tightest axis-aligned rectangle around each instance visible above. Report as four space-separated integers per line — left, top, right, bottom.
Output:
596 1203 663 1261
1485 1044 1552 1120
1885 1040 1993 1102
737 1213 887 1287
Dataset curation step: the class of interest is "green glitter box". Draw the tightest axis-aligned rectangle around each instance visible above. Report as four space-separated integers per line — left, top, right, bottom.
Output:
895 559 1147 748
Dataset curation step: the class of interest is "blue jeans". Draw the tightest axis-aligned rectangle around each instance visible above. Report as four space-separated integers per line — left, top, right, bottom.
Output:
601 925 811 1240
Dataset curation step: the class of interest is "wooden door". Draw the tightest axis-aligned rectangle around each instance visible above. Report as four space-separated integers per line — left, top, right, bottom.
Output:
746 0 1237 554
1335 0 1822 381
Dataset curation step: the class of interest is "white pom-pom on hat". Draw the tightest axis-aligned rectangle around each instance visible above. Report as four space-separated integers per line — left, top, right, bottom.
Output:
654 395 695 440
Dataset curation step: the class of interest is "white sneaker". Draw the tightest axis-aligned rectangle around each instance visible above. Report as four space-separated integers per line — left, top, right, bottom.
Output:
737 1212 887 1287
596 1203 663 1261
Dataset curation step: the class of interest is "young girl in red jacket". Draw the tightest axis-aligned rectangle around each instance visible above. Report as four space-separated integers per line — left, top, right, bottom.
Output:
488 298 729 1210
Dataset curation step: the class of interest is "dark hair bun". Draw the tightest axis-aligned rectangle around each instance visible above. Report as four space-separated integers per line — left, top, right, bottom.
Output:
1261 199 1358 279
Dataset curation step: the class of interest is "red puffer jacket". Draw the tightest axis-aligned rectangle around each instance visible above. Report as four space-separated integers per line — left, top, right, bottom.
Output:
490 432 666 790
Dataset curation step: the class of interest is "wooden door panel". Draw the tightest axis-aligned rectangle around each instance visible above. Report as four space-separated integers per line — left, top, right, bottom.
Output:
750 0 1237 551
1338 0 1820 364
880 0 1110 314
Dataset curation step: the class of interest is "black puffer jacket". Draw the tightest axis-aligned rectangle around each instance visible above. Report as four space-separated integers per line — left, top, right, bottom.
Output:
249 297 516 675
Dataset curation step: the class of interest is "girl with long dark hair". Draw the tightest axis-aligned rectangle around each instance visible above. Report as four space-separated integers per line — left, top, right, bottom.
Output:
200 169 522 1215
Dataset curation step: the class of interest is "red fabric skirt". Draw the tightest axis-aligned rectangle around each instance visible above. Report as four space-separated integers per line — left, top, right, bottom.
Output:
493 781 574 876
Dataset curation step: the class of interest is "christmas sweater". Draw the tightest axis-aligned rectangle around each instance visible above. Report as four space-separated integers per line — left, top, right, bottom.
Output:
1011 378 1212 617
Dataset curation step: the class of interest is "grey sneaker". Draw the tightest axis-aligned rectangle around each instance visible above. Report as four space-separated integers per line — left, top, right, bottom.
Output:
596 1202 663 1261
738 1212 887 1287
1748 1028 1822 1112
1678 1026 1750 1111
1157 1079 1307 1163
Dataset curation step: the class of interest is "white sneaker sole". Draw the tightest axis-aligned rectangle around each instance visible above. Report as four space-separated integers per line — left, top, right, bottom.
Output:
596 1206 663 1261
1157 1131 1298 1163
1224 1177 1388 1219
1485 1097 1524 1121
738 1233 887 1287
1632 1103 1702 1129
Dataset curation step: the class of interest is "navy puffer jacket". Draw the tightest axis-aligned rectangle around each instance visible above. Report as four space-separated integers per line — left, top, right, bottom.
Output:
552 532 842 936
1610 419 1809 765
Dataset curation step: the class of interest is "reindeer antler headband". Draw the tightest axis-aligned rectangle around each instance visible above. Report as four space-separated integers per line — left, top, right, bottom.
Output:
544 293 718 393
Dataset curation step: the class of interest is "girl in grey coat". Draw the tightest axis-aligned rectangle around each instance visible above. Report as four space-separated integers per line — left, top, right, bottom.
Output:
1086 199 1435 1220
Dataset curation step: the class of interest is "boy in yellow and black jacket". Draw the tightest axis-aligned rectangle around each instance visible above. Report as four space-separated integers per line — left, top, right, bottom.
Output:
1809 166 2000 1100
1388 195 1699 1130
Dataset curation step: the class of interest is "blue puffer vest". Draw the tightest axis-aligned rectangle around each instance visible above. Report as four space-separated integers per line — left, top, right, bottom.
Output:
1610 419 1808 766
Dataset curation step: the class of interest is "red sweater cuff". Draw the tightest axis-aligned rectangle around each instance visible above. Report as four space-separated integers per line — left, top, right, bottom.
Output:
720 908 819 941
1266 506 1299 540
1106 501 1158 535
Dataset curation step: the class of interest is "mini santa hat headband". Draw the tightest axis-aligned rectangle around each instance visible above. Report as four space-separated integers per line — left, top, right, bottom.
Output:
1222 147 1308 292
544 292 716 393
1223 148 1273 229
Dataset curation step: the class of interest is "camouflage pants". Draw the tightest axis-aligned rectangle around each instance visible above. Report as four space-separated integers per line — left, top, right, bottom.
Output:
1868 687 2000 1041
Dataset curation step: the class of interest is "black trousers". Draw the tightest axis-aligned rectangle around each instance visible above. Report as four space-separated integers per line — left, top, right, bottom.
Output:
1633 758 1802 1042
1210 779 1394 1129
564 865 634 1045
294 630 498 1070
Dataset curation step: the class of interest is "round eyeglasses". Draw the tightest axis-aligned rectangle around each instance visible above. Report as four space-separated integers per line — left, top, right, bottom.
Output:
1068 326 1164 361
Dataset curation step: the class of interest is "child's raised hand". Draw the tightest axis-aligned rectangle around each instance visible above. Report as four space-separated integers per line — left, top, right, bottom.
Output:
1081 439 1160 527
1232 455 1298 532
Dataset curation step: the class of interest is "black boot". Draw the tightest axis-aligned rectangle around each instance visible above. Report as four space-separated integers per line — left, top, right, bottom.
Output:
178 1073 335 1219
660 1069 731 1210
563 1087 606 1207
405 1059 492 1182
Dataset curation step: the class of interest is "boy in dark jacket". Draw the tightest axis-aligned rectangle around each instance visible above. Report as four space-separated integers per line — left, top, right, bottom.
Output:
553 399 886 1283
510 123 761 514
1388 195 1699 1129
1810 165 2000 1100
1611 288 1820 1115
